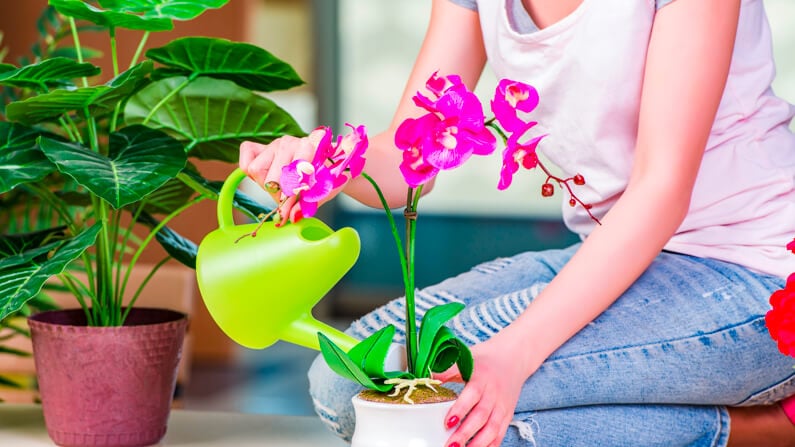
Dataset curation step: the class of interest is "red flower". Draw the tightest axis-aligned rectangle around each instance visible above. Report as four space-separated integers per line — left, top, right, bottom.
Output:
766 277 795 357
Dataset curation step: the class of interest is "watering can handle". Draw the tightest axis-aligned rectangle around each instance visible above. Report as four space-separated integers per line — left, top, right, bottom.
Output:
217 168 251 229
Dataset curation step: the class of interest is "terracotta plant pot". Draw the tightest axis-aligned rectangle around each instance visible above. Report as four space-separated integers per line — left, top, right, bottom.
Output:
350 394 455 447
28 308 188 447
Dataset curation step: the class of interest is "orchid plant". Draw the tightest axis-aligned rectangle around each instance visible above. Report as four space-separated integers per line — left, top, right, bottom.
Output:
268 72 597 401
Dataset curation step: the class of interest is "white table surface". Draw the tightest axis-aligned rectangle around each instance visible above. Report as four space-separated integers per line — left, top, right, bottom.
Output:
0 404 348 446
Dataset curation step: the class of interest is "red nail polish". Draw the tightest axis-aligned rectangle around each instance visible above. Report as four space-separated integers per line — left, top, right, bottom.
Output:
449 443 460 447
446 415 459 428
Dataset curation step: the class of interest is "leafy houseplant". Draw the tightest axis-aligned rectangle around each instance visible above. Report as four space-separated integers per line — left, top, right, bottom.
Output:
0 0 303 328
0 1 305 444
256 71 597 445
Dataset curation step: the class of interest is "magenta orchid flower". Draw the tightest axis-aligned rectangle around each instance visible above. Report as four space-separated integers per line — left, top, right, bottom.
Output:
279 125 368 217
491 79 540 133
395 114 440 187
413 71 467 113
498 133 544 190
280 159 334 218
327 124 368 188
395 74 497 185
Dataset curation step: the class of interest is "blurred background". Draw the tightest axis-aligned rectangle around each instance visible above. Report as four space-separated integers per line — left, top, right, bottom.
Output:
1 0 793 417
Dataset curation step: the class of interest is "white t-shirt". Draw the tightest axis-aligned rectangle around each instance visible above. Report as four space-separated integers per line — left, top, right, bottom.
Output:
450 0 795 279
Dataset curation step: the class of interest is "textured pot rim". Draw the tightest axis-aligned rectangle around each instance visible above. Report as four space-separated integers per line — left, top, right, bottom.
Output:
28 307 188 332
351 394 456 409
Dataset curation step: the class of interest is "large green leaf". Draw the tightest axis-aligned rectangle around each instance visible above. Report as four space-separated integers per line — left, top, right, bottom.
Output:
0 227 69 270
49 0 173 31
6 86 112 123
147 37 303 92
178 169 272 220
137 211 198 269
5 61 152 124
0 223 100 322
98 0 229 21
0 58 100 90
38 125 187 208
124 76 305 162
0 122 56 193
318 332 393 393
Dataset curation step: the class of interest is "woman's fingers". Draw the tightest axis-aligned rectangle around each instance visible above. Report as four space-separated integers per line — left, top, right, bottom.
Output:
434 365 462 383
242 141 276 187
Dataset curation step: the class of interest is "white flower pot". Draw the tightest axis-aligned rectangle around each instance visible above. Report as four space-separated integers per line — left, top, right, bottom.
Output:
350 394 455 447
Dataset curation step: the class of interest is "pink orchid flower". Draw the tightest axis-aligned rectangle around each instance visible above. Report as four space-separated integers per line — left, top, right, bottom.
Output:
396 82 497 184
280 159 334 218
491 79 540 133
328 124 368 188
395 114 440 187
498 131 545 191
413 71 467 113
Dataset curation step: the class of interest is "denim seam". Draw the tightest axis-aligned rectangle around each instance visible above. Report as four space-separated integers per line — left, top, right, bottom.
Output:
545 315 766 364
713 405 730 447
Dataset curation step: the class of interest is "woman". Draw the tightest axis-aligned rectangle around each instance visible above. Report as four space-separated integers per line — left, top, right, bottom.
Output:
240 0 795 445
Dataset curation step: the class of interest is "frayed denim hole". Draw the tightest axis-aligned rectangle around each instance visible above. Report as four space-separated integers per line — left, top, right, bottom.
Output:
509 413 540 447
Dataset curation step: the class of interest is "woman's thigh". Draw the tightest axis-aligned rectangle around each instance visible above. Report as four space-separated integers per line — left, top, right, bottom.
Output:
348 246 794 408
451 250 794 410
504 404 729 447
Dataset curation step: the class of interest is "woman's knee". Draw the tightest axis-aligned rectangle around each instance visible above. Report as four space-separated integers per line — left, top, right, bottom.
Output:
307 353 360 441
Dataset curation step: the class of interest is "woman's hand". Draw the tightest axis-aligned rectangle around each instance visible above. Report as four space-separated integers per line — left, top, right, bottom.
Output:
239 129 329 225
435 330 536 447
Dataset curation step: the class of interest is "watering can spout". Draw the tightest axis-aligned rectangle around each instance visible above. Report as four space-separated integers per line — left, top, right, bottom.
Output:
196 168 360 351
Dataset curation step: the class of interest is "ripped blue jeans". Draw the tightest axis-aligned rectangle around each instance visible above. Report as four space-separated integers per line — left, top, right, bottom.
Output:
307 244 795 446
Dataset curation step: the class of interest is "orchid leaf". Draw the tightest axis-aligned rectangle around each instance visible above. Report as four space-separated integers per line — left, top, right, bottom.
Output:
49 0 173 31
414 302 465 376
38 125 186 209
348 325 396 377
0 223 100 322
0 122 56 194
124 76 305 162
318 332 393 393
146 37 303 92
426 327 473 381
0 58 100 90
98 0 229 21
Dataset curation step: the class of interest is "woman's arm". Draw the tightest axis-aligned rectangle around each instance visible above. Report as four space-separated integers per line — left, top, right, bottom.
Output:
343 0 488 208
239 0 487 218
443 1 741 446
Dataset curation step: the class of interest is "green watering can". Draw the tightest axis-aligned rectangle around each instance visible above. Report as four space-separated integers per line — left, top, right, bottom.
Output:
196 168 360 352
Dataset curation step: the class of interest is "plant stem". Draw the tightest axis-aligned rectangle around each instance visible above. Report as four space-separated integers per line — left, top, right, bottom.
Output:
120 196 204 305
120 255 170 324
360 172 416 370
403 187 422 374
60 272 95 326
129 31 150 67
67 18 88 88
